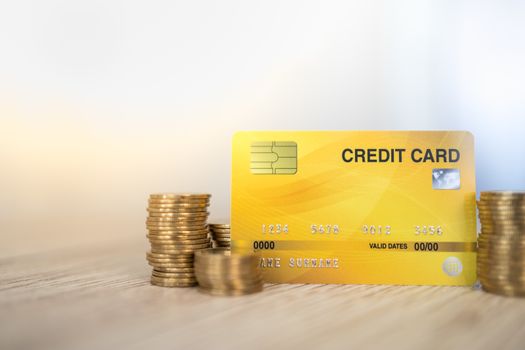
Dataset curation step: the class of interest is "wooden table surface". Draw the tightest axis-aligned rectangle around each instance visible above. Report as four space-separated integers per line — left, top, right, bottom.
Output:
1 228 525 350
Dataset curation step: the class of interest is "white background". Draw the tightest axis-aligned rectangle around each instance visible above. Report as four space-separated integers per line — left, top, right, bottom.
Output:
1 0 524 225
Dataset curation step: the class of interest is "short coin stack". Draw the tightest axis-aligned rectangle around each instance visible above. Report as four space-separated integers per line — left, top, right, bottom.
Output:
146 193 212 287
477 191 525 297
209 222 231 248
194 248 263 296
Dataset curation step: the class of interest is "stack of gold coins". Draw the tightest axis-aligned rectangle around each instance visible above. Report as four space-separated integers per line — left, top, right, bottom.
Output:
146 193 212 287
209 222 231 248
194 248 263 296
477 191 525 297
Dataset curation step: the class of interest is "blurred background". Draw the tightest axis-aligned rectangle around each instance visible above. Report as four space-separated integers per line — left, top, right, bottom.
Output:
1 0 524 253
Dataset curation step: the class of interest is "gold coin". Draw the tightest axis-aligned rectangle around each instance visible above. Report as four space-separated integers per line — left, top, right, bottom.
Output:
147 259 194 265
478 269 525 278
148 261 194 268
147 203 208 210
479 275 525 285
197 284 263 296
148 235 211 242
478 211 525 217
148 235 209 241
148 235 209 242
146 222 209 228
153 266 195 273
148 207 209 214
151 247 211 255
149 241 210 248
148 205 209 211
479 216 525 221
480 219 525 225
194 264 259 275
478 250 525 257
211 233 231 237
479 278 525 289
150 274 197 282
146 234 210 244
477 244 525 252
147 217 207 223
481 287 525 297
210 229 231 235
148 258 193 264
152 270 196 278
151 241 212 249
477 253 525 261
194 247 258 261
146 225 209 231
147 256 194 262
150 240 211 248
479 284 525 295
147 253 194 260
150 276 197 288
146 222 208 231
209 224 231 229
148 200 210 206
194 259 259 269
147 213 209 220
147 235 209 242
148 226 209 232
478 235 525 243
149 193 211 199
479 213 525 219
477 265 525 274
146 224 208 230
477 204 525 210
146 216 208 221
480 191 525 198
148 229 209 235
196 275 264 285
147 259 194 268
478 237 525 245
147 226 209 232
479 230 525 237
147 252 194 260
148 210 209 217
196 280 263 291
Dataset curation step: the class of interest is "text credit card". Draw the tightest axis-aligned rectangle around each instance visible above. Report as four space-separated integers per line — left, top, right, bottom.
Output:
231 131 477 286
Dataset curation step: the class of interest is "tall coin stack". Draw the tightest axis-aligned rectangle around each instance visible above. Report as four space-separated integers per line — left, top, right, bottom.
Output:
146 193 212 287
194 248 263 296
477 191 525 297
209 222 231 248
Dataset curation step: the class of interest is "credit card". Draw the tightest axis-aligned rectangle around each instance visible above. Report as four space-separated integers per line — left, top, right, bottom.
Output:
231 131 477 286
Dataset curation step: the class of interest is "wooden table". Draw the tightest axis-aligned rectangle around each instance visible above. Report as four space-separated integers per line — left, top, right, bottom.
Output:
1 228 525 350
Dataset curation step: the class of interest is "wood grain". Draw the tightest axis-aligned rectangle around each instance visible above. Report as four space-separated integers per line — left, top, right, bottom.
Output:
1 235 525 350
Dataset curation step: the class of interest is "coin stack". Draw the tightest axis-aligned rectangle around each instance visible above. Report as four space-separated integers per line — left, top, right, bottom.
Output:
477 191 525 297
209 222 231 248
146 193 212 287
194 248 263 296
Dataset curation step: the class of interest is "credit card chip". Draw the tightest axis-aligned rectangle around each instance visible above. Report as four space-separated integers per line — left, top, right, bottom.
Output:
251 141 297 174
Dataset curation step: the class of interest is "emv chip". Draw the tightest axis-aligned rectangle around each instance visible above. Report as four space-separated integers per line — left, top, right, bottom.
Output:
250 141 297 174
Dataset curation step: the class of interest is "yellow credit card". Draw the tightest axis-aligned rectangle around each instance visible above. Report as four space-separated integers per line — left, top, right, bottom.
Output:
231 131 477 286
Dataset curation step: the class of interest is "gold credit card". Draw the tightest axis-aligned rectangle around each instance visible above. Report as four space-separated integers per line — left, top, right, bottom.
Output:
231 131 477 286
